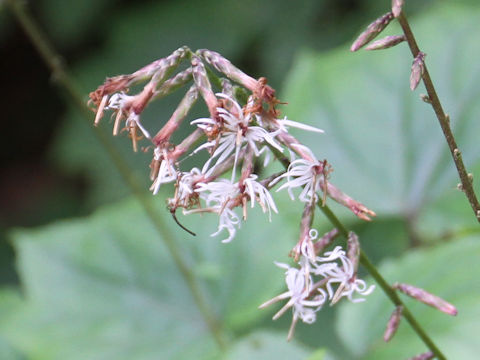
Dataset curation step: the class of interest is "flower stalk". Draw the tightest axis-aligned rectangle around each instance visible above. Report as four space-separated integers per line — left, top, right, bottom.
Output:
398 9 480 222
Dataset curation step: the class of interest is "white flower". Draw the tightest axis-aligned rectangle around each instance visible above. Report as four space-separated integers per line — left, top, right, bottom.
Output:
243 175 278 220
168 168 204 208
259 261 327 326
313 246 375 303
196 178 239 206
210 207 240 243
150 147 177 195
106 92 133 110
125 113 151 139
273 144 322 202
107 92 151 139
194 179 241 243
191 93 283 178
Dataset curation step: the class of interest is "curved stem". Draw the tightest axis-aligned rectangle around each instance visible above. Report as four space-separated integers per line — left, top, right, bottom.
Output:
319 205 445 359
266 143 446 359
6 0 226 350
397 10 480 223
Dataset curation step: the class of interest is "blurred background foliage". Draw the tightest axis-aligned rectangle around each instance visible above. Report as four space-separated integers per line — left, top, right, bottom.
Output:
1 0 480 359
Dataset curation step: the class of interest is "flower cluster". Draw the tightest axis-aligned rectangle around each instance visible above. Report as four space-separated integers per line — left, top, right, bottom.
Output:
89 47 376 338
89 47 375 242
260 229 375 340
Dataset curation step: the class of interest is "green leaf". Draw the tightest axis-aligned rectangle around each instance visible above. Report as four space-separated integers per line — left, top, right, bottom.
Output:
225 331 313 360
0 289 24 360
336 235 480 359
3 195 302 359
282 3 480 238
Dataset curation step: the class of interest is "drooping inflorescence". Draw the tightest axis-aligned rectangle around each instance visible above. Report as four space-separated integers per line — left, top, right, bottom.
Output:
89 47 376 338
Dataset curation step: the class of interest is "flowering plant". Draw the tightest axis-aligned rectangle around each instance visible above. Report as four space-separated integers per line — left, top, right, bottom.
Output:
89 47 379 338
4 0 478 359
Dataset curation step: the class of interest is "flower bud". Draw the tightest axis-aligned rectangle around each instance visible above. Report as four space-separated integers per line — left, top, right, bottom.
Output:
314 228 339 254
407 351 434 360
420 94 431 103
393 283 458 316
135 46 188 81
392 0 404 18
383 306 403 342
351 12 394 52
197 49 258 91
453 148 461 159
365 35 406 51
410 52 426 91
191 55 217 117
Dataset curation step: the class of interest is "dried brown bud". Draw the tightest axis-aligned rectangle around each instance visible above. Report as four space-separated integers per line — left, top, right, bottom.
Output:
392 0 404 18
410 52 426 91
351 12 394 52
383 306 403 342
347 232 360 274
365 35 406 50
393 283 458 316
407 351 434 360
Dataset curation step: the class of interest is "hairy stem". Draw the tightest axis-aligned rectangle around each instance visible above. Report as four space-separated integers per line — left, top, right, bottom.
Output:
397 10 480 223
6 0 226 350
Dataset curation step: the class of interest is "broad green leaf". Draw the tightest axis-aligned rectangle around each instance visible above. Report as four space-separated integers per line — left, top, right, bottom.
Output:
336 235 480 359
3 194 302 359
225 331 313 360
282 3 480 238
0 289 24 360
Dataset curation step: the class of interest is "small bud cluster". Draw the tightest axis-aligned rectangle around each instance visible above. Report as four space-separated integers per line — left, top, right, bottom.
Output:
380 281 457 353
350 3 430 92
89 47 376 338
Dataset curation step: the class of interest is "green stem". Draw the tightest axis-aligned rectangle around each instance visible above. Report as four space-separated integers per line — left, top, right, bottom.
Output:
6 0 226 350
319 205 446 359
265 140 446 358
397 11 480 223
